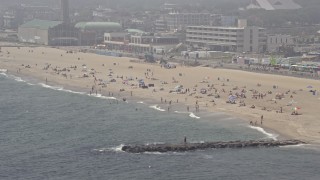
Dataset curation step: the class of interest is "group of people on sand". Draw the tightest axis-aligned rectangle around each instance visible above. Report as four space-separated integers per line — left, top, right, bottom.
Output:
249 115 264 126
7 48 306 124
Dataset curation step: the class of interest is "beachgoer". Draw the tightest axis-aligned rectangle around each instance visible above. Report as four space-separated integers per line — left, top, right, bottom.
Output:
184 136 187 143
261 115 263 125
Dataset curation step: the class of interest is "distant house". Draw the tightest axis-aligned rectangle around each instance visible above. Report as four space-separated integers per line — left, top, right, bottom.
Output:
247 0 301 10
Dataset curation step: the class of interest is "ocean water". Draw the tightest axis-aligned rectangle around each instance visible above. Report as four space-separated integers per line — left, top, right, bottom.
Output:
1 72 320 180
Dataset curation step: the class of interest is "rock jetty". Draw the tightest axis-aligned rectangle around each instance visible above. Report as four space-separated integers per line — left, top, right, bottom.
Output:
122 140 305 153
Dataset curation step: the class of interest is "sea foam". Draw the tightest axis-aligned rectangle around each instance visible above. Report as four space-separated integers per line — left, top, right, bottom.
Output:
149 105 166 112
0 69 8 73
94 144 124 153
189 113 201 119
87 93 117 100
248 125 278 140
0 72 8 77
38 83 87 95
280 144 307 148
13 76 26 82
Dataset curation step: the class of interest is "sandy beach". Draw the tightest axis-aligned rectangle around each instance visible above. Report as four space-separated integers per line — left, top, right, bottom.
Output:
1 46 320 144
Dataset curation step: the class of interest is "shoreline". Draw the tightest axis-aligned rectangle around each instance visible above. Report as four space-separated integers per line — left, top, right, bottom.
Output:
0 69 292 142
1 46 319 144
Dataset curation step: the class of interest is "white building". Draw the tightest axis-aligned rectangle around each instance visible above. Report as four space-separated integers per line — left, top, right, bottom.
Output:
104 32 179 54
267 34 295 52
186 24 267 53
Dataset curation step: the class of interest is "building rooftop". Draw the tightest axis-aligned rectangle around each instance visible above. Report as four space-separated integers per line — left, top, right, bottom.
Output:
75 22 121 32
187 25 264 30
125 29 145 34
247 0 302 10
19 19 62 30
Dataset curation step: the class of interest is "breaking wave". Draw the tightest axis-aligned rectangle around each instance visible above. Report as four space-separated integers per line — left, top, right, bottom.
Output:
189 113 200 119
248 125 278 140
149 105 166 112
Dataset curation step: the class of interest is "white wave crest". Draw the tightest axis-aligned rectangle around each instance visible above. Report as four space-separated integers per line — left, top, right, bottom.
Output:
38 83 63 90
174 111 200 119
280 144 307 148
13 76 26 82
62 89 86 95
0 72 8 77
248 125 278 140
94 144 124 153
88 93 117 100
144 152 166 155
110 144 125 152
38 83 87 95
0 69 8 73
149 105 166 112
137 101 144 104
174 111 188 114
189 113 200 119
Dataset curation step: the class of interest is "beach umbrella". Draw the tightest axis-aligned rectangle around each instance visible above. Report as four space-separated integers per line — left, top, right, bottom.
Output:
292 107 301 111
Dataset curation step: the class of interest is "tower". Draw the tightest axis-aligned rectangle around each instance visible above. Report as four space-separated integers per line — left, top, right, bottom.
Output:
61 0 70 23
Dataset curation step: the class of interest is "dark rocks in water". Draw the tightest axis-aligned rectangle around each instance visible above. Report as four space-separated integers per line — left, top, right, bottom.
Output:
121 140 305 153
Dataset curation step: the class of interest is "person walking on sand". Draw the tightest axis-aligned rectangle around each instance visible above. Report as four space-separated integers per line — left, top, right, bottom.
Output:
261 115 263 125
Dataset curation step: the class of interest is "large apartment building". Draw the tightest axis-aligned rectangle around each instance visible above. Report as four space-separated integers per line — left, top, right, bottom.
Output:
166 12 211 31
186 23 267 53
